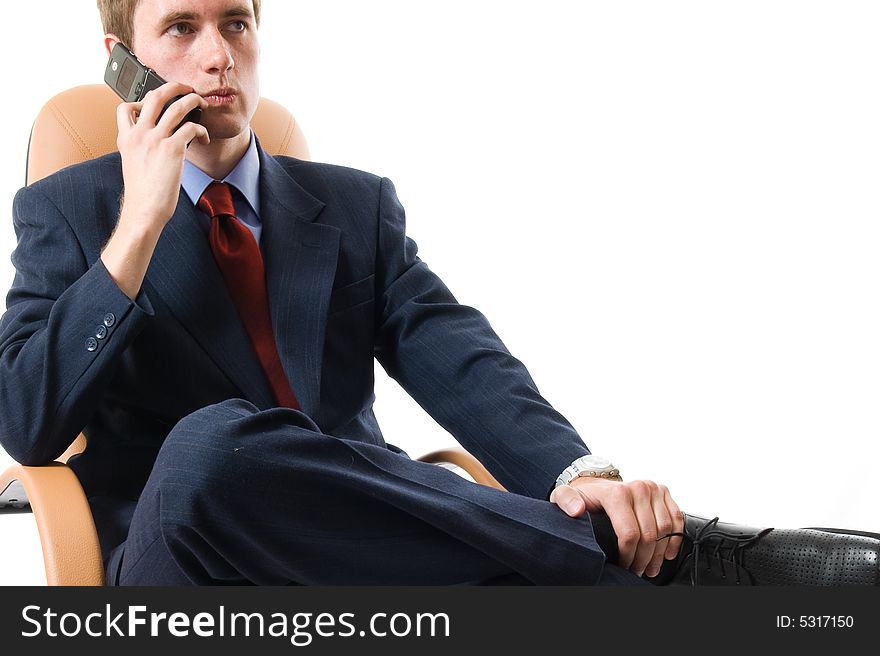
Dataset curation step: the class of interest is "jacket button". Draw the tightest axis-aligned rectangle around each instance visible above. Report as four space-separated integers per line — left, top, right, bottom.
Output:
86 337 98 352
103 312 116 327
95 325 108 340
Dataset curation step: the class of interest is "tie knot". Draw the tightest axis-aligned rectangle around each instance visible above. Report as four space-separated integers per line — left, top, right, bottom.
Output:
198 181 236 219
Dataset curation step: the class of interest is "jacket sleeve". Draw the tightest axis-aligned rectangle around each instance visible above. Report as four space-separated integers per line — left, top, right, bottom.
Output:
0 184 154 465
373 177 589 499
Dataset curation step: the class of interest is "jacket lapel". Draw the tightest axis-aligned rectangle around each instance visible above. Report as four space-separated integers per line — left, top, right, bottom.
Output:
259 150 340 417
144 192 277 409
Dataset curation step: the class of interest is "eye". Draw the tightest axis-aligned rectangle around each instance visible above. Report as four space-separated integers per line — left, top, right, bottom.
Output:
226 20 247 32
166 22 193 36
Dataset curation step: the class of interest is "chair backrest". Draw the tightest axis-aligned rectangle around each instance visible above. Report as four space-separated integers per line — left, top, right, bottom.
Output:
27 84 310 185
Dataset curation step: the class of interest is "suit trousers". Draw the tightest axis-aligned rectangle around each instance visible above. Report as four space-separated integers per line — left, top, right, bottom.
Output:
105 399 648 586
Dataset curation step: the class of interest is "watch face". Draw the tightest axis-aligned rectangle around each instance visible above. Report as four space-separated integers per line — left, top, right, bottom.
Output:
581 455 611 469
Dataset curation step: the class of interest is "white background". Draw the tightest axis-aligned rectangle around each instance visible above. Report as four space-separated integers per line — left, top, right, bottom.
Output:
1 1 878 585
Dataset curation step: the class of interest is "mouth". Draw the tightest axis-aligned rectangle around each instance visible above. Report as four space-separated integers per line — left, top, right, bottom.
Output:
201 88 238 106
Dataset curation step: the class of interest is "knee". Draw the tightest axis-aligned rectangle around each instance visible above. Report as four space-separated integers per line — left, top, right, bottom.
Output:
169 399 259 441
161 398 314 454
152 400 327 509
150 400 258 505
168 399 322 450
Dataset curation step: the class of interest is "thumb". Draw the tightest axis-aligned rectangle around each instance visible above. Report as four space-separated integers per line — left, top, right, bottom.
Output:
549 484 586 517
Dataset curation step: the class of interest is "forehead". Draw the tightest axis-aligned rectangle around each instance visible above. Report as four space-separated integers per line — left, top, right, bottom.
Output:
134 0 254 23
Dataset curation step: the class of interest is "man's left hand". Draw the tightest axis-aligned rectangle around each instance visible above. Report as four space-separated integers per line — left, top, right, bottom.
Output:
549 477 684 578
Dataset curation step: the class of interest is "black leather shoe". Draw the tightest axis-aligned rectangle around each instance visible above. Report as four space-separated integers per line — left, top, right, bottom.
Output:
649 513 880 586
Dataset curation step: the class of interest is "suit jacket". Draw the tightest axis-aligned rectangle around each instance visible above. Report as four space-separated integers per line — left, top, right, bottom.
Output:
0 143 590 559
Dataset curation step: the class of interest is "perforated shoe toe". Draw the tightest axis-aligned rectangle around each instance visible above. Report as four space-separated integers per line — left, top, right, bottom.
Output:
660 514 880 586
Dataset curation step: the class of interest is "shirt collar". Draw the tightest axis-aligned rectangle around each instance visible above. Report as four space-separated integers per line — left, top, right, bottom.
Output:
181 130 261 217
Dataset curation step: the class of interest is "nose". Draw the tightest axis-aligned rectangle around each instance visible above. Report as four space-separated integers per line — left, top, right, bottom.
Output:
200 28 234 74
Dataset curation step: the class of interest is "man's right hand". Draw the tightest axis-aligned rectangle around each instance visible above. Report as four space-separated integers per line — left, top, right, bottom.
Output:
101 83 209 299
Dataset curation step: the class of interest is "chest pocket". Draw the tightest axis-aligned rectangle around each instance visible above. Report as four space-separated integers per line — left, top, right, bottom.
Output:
328 274 374 316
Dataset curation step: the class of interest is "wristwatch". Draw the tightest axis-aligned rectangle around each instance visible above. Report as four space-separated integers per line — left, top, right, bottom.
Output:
554 455 622 489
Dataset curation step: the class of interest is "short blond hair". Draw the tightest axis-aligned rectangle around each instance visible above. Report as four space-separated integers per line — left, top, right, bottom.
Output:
96 0 262 49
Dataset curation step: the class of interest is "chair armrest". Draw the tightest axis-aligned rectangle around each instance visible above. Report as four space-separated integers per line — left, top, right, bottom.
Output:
0 463 104 585
418 447 507 491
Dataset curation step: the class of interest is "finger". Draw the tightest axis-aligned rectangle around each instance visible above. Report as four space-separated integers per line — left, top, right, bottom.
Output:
644 484 674 578
660 486 685 561
627 481 660 577
194 123 211 146
139 82 196 127
156 92 207 136
549 484 585 517
115 100 143 134
601 486 641 570
172 121 210 150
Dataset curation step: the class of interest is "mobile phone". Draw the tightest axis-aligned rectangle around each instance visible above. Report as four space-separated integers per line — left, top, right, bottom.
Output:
104 42 202 130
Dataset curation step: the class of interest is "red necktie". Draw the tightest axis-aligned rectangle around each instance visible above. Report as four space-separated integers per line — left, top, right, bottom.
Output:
197 181 301 410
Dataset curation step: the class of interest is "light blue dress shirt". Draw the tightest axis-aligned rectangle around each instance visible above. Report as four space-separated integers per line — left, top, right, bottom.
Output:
181 131 262 244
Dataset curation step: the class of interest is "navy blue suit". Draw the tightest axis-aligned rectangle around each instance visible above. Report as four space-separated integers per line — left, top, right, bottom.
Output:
0 144 640 584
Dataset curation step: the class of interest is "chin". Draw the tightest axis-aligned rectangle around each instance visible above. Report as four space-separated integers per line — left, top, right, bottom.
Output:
203 119 251 142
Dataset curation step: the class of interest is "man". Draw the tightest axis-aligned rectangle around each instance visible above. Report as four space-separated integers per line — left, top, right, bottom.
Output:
0 0 876 586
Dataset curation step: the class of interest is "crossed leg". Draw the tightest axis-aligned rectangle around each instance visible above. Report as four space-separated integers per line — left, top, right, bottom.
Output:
107 399 648 586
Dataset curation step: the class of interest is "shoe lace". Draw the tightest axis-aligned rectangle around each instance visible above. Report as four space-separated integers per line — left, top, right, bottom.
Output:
659 517 773 585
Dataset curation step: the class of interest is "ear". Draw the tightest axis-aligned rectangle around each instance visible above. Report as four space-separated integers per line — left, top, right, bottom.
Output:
104 34 123 56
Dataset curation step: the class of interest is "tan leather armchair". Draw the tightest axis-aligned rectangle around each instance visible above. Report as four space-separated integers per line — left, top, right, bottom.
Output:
0 84 505 586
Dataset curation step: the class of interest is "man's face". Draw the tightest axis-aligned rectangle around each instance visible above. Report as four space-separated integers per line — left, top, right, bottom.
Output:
126 0 260 141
